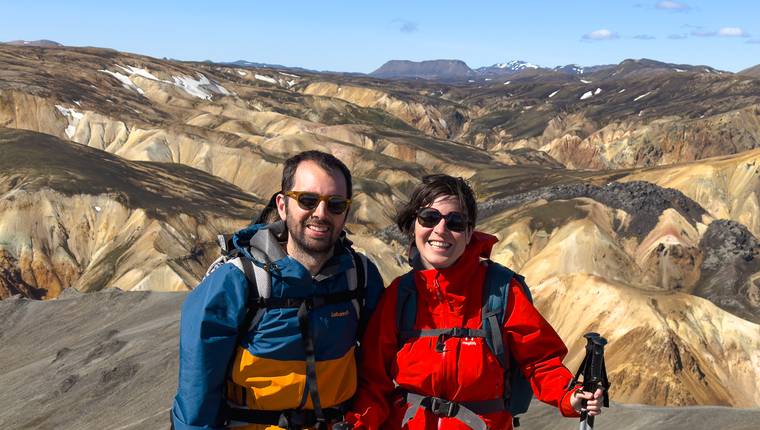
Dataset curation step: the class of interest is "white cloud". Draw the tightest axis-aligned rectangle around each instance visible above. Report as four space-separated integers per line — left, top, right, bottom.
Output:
634 34 656 40
668 34 688 39
656 1 690 11
718 27 749 37
583 29 619 40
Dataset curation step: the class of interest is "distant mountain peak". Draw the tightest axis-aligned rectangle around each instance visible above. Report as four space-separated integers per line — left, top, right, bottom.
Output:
4 39 63 47
493 60 540 71
370 59 475 81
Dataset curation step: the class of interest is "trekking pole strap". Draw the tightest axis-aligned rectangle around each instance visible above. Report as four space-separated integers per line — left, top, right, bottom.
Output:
402 392 506 430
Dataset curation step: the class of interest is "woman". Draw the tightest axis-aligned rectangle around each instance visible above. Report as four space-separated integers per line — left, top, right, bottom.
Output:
346 175 603 430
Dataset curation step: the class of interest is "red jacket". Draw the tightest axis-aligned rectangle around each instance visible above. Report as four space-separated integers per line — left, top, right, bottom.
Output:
347 232 579 430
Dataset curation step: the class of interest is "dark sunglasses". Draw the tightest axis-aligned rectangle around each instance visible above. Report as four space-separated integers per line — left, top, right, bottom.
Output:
416 207 469 232
284 191 351 215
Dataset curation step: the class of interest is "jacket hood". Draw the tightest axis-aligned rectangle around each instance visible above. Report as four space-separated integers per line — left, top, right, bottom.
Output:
231 221 288 263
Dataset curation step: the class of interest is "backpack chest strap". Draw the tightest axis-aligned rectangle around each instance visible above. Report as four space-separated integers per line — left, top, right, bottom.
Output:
254 289 362 309
399 327 489 353
402 392 507 430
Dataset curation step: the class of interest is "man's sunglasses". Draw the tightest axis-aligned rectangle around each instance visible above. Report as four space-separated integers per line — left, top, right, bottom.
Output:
284 191 351 215
416 207 469 232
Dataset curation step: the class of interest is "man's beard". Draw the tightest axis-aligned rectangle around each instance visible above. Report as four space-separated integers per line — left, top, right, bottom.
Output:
285 212 340 256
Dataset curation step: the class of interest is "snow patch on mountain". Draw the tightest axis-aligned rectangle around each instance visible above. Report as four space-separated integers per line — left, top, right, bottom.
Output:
254 74 278 84
99 65 230 100
98 69 145 95
54 105 84 138
493 60 539 71
634 91 653 101
172 74 231 100
116 65 160 81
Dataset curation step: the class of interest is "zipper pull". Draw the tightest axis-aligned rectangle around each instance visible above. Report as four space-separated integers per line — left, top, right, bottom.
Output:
434 278 444 302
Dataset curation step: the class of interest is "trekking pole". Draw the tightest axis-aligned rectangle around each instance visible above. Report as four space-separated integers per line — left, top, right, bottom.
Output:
571 332 610 430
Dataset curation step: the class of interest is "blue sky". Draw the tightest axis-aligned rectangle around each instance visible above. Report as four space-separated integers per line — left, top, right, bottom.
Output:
2 1 758 72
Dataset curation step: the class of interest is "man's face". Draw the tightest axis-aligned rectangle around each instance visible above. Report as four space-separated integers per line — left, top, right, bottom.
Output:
276 160 349 256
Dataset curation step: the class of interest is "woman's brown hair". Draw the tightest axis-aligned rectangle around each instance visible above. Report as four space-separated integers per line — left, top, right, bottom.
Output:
395 174 477 236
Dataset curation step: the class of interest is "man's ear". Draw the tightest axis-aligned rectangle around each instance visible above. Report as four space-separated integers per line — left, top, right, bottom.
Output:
276 193 287 221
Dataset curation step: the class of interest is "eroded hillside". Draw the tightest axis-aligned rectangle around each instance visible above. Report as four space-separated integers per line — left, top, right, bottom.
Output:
0 128 260 298
2 44 760 409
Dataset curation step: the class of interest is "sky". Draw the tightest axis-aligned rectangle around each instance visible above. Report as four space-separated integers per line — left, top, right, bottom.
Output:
1 0 759 73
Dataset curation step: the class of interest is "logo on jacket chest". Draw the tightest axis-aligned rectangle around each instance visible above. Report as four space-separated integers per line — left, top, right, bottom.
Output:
331 310 350 318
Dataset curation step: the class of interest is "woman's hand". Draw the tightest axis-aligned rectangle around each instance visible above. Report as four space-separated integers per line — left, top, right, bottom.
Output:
570 388 605 416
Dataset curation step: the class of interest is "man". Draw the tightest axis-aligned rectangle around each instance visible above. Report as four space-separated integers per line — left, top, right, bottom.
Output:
172 151 384 430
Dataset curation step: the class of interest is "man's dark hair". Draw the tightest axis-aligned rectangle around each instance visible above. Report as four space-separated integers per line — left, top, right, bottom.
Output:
395 174 477 236
281 150 353 198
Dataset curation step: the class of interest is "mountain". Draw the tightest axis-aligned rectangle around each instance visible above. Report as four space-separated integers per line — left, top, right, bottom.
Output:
3 39 62 47
0 127 261 299
2 43 760 413
586 58 724 80
221 59 319 74
370 59 475 80
739 64 760 79
371 57 718 82
476 60 542 75
477 60 615 77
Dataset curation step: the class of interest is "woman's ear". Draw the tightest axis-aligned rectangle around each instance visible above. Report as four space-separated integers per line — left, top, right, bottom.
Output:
466 227 474 244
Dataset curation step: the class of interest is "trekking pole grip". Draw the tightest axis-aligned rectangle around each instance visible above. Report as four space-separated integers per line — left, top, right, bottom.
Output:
577 332 610 429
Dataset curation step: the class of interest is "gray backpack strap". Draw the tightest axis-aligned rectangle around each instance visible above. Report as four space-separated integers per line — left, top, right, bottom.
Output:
402 393 498 430
230 253 272 333
346 251 368 316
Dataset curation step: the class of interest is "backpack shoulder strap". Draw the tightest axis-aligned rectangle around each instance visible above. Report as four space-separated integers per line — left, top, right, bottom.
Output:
481 262 535 425
229 247 272 334
347 248 369 337
395 272 418 346
481 261 516 368
346 249 368 312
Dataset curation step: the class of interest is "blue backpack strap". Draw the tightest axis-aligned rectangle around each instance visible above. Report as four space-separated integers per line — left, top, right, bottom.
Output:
395 272 418 347
481 262 534 425
481 262 515 368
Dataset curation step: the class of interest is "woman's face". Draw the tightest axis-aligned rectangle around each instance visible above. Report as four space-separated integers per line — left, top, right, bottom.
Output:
414 195 473 270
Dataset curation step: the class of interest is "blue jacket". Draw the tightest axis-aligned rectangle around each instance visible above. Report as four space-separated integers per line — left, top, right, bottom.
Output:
171 222 384 429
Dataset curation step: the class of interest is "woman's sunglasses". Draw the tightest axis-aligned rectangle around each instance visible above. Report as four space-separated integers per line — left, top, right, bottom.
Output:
416 207 468 232
284 191 351 215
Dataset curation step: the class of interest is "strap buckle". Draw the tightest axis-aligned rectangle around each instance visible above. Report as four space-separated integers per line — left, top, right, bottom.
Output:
429 397 459 417
277 410 312 429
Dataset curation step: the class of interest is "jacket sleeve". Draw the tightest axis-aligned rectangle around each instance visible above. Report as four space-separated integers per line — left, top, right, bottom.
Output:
346 279 400 430
503 278 580 418
171 264 249 430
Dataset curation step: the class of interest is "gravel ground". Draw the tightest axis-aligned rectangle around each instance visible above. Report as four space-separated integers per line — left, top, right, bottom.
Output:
2 289 758 430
